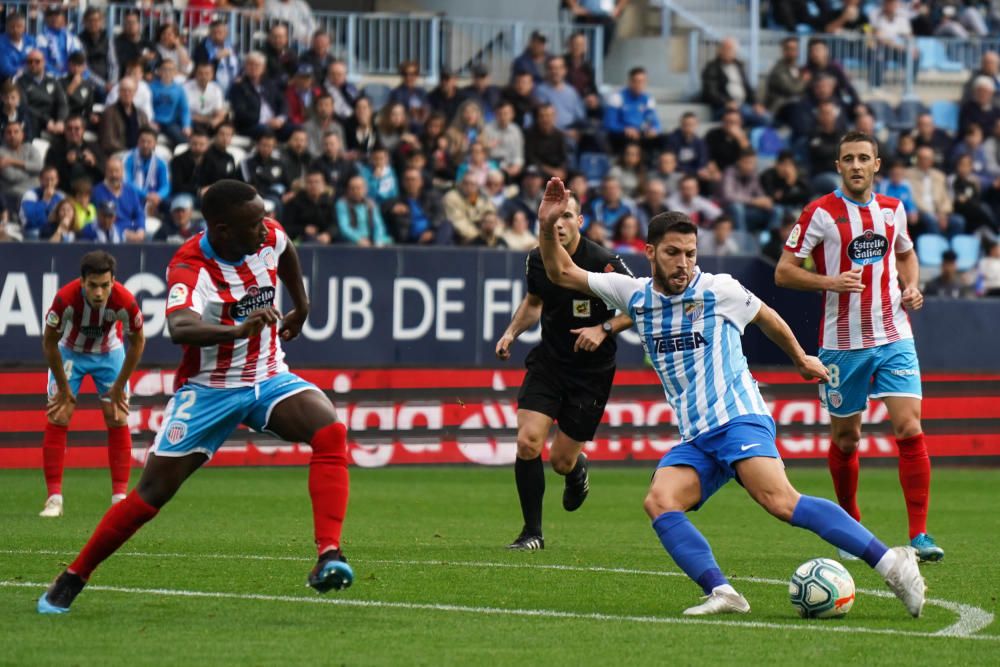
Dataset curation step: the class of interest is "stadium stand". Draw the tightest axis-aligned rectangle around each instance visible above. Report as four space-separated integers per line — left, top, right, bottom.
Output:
0 0 996 296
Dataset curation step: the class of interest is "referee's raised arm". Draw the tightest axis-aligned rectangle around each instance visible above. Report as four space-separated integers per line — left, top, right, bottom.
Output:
537 178 596 296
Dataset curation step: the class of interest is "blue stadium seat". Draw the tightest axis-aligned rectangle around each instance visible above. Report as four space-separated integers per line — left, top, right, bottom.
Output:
916 233 949 267
865 100 895 130
951 234 982 271
578 152 611 186
916 37 964 73
891 100 928 132
930 100 960 134
361 83 392 112
751 126 786 158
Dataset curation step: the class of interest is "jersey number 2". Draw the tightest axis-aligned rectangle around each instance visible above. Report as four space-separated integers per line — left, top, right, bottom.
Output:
174 390 197 420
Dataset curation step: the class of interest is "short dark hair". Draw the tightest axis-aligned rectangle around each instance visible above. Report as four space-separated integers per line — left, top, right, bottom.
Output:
647 211 698 247
941 249 958 263
739 148 757 159
628 66 646 78
138 126 157 140
837 130 879 159
681 111 697 122
80 250 116 279
190 128 211 140
201 180 258 225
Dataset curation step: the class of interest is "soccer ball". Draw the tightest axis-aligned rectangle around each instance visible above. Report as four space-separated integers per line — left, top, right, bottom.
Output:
788 558 856 619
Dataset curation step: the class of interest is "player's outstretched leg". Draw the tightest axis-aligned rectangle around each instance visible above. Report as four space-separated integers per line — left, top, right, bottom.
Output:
736 456 926 618
644 467 749 616
37 453 203 614
550 432 589 513
40 423 68 517
37 490 159 614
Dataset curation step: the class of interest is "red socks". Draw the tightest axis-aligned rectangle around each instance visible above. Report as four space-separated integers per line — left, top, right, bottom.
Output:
107 425 133 496
42 423 68 496
896 433 931 539
69 490 159 580
309 422 350 555
827 445 861 522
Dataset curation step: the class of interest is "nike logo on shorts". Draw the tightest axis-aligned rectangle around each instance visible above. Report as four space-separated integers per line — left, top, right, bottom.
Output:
740 443 762 451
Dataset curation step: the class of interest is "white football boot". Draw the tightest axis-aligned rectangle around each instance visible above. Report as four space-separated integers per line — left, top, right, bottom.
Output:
682 588 751 616
883 546 926 617
39 494 64 518
111 493 127 505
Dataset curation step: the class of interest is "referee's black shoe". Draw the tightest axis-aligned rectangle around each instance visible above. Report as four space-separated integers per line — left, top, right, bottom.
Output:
507 530 544 550
562 453 590 512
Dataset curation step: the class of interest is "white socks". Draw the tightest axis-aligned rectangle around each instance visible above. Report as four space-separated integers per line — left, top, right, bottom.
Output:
874 548 898 578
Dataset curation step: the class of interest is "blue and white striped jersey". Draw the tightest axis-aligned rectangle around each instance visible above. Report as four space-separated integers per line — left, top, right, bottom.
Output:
588 269 770 441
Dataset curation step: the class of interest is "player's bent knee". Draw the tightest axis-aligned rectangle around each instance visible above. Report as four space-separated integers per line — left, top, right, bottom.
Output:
755 489 799 522
643 489 687 518
516 435 544 460
310 422 348 464
549 453 576 475
832 431 861 453
893 420 922 440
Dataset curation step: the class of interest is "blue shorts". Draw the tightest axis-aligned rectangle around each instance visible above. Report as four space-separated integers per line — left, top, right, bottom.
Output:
150 372 322 459
656 414 779 510
48 346 127 400
818 339 922 417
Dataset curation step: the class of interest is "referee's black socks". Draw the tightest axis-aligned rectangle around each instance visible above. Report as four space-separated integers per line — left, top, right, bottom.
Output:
514 455 544 537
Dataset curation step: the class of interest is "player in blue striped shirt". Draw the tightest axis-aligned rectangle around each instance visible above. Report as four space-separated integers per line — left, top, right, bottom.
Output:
536 177 928 617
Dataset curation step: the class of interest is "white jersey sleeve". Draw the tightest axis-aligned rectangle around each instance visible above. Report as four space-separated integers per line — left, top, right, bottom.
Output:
893 201 914 253
787 205 831 259
587 272 645 313
712 274 762 334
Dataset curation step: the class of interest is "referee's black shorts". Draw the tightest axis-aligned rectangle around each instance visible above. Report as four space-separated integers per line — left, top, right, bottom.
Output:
516 350 615 443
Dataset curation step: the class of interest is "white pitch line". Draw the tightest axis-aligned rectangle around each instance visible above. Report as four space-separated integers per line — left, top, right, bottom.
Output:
3 549 993 639
3 579 998 642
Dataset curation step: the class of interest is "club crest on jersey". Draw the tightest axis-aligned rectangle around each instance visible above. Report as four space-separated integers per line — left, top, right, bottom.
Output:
572 299 592 317
847 229 889 266
827 390 843 409
684 300 704 322
230 285 276 320
881 208 895 226
165 421 188 444
260 246 277 269
835 216 850 225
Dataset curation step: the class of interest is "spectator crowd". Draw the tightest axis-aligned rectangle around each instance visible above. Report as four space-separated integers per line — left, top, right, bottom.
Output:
0 1 997 296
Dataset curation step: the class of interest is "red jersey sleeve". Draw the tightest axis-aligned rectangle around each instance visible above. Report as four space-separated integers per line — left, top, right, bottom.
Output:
785 200 828 259
165 260 203 316
265 217 288 256
45 280 79 332
113 282 143 335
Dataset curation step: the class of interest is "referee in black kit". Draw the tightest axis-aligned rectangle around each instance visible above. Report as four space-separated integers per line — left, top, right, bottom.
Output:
495 191 634 550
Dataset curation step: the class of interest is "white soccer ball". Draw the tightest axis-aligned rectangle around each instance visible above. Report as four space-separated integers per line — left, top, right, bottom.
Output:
788 557 856 619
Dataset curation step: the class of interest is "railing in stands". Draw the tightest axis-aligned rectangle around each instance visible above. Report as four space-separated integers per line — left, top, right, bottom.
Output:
1 2 603 87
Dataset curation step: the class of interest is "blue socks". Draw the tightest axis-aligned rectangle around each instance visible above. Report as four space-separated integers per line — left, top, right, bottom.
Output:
790 495 889 568
652 511 728 594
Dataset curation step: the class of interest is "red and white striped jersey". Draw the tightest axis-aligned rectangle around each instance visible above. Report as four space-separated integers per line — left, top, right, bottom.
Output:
786 190 914 351
45 279 142 354
165 219 289 391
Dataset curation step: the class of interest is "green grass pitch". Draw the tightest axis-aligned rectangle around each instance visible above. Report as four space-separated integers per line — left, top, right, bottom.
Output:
2 465 998 665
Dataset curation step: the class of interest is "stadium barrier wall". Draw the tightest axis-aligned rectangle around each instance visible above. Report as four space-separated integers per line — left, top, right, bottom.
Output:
1 243 999 371
2 244 999 468
0 367 998 469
